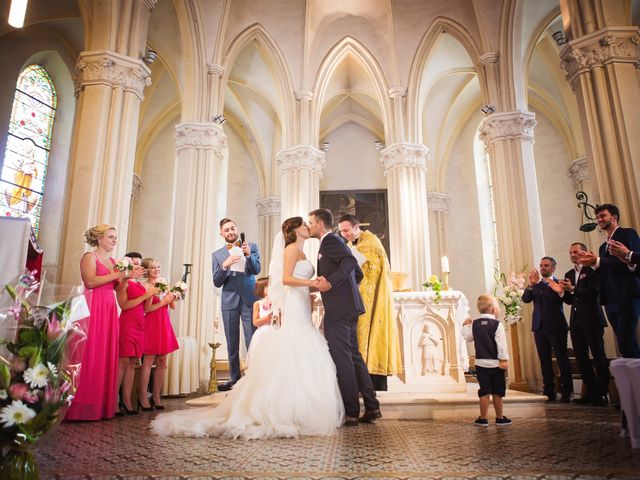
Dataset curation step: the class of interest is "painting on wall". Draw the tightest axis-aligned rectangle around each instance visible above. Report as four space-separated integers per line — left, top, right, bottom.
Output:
320 189 389 255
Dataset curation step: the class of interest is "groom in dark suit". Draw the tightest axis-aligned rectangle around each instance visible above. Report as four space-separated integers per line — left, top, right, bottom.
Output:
308 208 381 426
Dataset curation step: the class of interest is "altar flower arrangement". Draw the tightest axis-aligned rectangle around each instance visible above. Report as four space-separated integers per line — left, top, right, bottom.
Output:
114 257 133 273
170 281 188 300
154 277 168 294
423 274 442 303
494 270 526 325
0 271 88 480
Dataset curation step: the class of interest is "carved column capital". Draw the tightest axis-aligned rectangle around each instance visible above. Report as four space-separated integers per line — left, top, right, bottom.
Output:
295 90 313 102
131 173 143 199
388 86 407 99
256 196 281 217
380 143 430 174
567 156 589 186
427 192 451 213
74 50 151 101
207 63 225 77
175 122 227 156
560 27 640 87
478 111 536 147
480 52 499 64
276 145 326 175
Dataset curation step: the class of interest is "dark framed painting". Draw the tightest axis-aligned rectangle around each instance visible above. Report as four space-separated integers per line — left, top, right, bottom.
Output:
320 189 390 255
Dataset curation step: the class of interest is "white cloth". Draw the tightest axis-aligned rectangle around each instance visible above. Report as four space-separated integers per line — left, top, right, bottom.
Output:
152 259 344 439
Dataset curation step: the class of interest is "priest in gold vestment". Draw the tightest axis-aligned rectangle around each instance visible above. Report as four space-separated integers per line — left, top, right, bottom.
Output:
338 214 402 390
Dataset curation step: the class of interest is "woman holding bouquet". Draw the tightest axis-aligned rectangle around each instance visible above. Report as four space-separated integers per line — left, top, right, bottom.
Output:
139 258 179 410
67 224 139 421
116 257 158 414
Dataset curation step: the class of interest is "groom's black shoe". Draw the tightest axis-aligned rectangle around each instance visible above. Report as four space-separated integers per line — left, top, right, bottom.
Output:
217 381 235 392
344 416 359 427
359 409 382 423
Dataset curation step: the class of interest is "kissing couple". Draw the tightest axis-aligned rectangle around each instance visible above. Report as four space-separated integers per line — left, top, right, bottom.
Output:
152 209 381 439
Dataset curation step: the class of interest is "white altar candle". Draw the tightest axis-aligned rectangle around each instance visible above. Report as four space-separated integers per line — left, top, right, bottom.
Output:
441 256 450 273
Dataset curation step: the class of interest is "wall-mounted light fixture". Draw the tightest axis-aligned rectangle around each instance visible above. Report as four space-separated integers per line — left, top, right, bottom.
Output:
213 115 227 125
8 0 28 28
576 191 598 232
374 140 385 151
480 105 496 115
142 48 158 65
320 141 330 152
552 31 568 46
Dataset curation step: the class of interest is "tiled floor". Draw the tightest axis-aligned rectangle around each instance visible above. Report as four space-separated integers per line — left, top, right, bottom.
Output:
36 397 640 479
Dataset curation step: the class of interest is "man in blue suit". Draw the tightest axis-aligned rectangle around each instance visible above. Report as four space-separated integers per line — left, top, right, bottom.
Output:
212 218 261 390
577 204 640 358
522 257 572 402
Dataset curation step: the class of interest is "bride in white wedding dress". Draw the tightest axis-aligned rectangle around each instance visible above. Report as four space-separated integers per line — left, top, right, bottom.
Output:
151 217 344 439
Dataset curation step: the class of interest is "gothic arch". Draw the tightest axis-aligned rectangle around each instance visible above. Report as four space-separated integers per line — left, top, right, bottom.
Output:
221 23 295 146
311 36 391 146
406 18 485 143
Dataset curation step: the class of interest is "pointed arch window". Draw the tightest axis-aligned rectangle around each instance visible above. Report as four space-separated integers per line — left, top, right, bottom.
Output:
1 64 57 236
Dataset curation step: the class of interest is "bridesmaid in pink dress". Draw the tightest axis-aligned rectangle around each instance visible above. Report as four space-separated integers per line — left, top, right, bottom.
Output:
116 257 157 414
139 258 179 410
66 224 132 421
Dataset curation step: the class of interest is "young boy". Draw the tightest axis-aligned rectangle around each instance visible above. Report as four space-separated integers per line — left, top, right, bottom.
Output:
462 294 511 426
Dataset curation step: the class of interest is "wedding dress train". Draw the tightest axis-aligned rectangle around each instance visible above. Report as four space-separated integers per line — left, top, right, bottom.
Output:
151 260 344 439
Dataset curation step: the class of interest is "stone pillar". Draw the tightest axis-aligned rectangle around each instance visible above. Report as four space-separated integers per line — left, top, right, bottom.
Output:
427 192 451 274
479 110 545 391
295 90 313 145
381 143 431 290
207 64 225 115
257 196 281 275
388 87 407 142
169 122 228 389
276 145 325 220
558 3 640 225
58 0 156 285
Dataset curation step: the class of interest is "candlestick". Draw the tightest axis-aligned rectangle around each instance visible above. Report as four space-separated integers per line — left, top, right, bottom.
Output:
441 256 450 273
208 342 222 394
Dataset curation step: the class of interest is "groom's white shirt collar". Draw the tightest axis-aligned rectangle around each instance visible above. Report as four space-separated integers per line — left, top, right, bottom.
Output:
320 231 331 244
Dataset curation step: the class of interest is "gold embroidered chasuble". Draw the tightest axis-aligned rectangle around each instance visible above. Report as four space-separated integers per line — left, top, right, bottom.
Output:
350 230 403 375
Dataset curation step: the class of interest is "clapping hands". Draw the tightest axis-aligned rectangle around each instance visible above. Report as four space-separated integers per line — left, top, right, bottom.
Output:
528 268 541 285
575 249 597 266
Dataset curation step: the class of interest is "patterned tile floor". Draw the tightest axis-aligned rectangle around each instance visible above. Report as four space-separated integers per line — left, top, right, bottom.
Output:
36 397 640 480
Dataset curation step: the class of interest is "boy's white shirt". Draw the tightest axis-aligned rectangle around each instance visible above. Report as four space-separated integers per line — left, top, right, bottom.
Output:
462 313 509 369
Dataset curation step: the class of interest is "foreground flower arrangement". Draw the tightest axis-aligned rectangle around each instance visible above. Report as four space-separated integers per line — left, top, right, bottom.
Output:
423 274 443 303
0 271 87 480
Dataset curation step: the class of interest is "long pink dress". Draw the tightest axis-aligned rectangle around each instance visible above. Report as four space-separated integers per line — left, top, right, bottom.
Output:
65 254 119 421
119 281 146 358
144 296 179 355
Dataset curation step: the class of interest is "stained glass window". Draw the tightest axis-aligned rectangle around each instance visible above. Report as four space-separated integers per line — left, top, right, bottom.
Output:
0 65 57 236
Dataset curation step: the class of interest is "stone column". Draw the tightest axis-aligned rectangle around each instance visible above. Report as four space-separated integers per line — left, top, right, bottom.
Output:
479 110 545 391
58 0 156 285
558 4 640 225
427 192 451 274
257 196 281 275
567 156 596 249
59 50 151 284
207 64 225 115
169 122 228 389
276 145 325 220
381 143 431 290
388 87 407 142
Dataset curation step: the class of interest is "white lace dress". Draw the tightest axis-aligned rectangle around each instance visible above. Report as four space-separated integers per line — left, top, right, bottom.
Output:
151 260 344 439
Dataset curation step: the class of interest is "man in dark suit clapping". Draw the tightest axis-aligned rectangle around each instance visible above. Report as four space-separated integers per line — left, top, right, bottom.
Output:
577 204 640 358
561 243 609 406
522 257 572 402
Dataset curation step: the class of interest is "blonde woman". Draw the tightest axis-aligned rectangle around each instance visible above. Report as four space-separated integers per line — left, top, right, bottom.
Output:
139 258 178 410
66 224 141 421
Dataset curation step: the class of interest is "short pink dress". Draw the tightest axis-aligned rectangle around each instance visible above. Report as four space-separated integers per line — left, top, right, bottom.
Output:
119 281 146 358
144 296 179 355
65 254 119 421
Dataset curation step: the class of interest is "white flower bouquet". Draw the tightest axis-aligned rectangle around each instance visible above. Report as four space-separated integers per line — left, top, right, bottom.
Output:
170 281 188 300
154 277 169 294
494 270 526 325
0 270 88 479
114 257 133 274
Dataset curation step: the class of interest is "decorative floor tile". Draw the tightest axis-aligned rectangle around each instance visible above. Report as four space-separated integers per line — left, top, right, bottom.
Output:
36 398 640 479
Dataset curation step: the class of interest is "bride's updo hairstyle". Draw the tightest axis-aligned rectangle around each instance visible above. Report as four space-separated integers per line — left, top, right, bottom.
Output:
281 216 304 246
84 224 116 247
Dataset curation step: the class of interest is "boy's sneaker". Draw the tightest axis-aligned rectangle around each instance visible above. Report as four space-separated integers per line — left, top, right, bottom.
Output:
496 416 512 426
474 417 489 427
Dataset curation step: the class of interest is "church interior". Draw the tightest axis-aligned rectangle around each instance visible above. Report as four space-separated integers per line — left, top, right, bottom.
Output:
1 0 640 477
